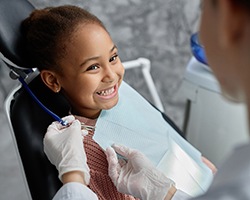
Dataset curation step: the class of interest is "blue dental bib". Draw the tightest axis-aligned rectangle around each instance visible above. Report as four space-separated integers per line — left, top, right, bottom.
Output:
93 81 213 197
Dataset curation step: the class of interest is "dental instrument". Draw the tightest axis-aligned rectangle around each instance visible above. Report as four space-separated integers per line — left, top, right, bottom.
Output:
80 122 95 132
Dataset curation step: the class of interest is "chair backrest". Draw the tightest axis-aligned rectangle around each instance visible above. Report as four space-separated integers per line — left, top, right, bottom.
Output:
0 0 70 199
9 76 70 200
0 0 33 68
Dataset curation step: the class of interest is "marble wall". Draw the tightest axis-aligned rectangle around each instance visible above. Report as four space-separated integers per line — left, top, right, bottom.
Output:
29 0 201 128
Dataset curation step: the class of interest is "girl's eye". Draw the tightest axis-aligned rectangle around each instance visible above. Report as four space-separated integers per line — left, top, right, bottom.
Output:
86 65 99 71
109 54 119 62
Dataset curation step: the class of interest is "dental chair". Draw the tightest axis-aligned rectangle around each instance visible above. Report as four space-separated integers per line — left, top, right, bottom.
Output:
1 0 68 199
0 0 184 199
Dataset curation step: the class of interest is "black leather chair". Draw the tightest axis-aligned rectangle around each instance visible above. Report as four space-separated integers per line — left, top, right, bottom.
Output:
0 0 70 199
0 1 186 199
8 76 71 200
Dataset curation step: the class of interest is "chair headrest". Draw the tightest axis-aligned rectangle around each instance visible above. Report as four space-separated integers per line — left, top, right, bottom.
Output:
0 0 35 69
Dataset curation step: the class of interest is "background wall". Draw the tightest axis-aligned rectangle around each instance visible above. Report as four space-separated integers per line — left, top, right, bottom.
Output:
0 0 200 199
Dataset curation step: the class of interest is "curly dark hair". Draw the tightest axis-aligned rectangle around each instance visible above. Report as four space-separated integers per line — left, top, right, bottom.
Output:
22 5 107 72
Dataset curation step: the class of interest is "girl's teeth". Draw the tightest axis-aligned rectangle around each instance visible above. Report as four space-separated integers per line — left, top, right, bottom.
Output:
97 87 114 96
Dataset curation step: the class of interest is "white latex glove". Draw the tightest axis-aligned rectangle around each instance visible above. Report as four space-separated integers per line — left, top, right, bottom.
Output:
43 115 90 185
106 144 176 200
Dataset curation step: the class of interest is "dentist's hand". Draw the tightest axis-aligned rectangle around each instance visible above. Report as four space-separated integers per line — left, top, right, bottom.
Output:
43 115 90 185
106 144 177 200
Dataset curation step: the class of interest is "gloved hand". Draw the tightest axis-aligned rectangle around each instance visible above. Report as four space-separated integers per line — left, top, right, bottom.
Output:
43 115 90 185
106 144 176 200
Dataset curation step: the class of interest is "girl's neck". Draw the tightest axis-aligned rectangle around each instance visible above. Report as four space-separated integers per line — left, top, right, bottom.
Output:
70 108 101 119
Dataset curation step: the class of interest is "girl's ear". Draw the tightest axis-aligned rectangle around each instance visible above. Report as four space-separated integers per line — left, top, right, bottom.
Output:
40 70 61 93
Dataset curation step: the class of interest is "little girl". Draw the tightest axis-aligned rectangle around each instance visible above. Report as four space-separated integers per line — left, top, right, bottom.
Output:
22 5 216 200
22 5 137 200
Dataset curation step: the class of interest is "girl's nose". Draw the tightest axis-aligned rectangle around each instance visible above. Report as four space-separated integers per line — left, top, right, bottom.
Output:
102 65 115 83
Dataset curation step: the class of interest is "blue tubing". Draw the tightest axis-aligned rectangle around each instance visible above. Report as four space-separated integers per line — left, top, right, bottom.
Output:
190 33 208 66
18 76 68 126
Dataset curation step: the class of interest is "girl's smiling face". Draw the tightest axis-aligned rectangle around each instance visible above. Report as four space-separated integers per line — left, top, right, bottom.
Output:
51 23 124 118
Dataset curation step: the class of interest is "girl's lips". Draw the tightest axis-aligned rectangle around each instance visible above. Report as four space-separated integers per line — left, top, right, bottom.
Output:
96 83 118 100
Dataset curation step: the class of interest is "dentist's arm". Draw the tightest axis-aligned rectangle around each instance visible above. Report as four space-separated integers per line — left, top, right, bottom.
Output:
106 144 191 200
43 115 98 200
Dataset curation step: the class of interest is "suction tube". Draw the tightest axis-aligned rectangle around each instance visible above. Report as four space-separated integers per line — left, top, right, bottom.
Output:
18 76 68 126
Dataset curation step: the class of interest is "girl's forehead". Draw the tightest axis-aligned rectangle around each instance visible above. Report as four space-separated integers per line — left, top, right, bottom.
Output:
62 21 109 43
69 23 108 42
59 23 114 65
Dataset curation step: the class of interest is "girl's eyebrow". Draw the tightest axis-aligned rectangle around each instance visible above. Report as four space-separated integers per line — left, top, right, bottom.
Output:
80 56 99 67
80 45 118 67
110 44 117 52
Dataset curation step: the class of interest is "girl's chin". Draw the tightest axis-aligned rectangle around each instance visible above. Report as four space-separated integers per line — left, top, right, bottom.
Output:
101 97 119 110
